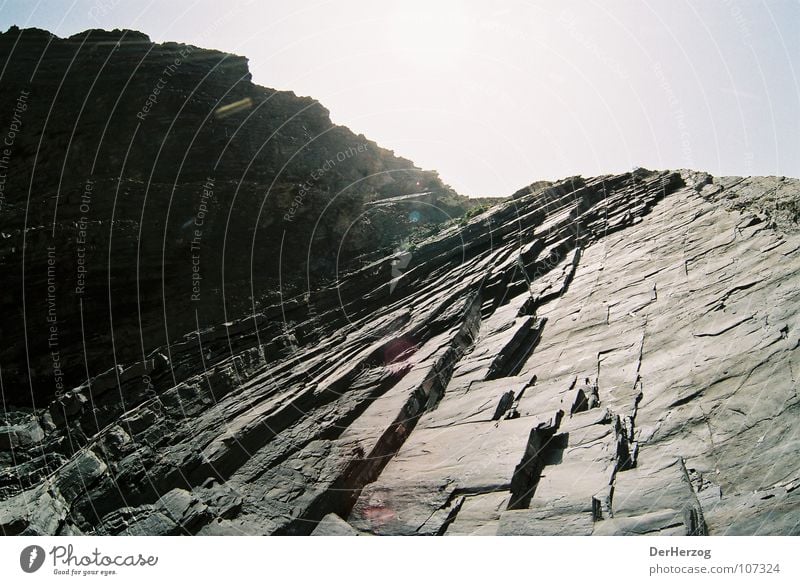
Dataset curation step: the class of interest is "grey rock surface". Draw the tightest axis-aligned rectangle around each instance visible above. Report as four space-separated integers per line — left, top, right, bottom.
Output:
1 169 799 535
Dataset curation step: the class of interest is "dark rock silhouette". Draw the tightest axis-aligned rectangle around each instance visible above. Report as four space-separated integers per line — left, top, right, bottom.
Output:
0 27 484 408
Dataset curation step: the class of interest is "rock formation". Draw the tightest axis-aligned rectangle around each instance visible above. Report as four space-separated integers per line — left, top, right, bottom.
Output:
1 28 799 536
2 165 798 535
0 27 480 408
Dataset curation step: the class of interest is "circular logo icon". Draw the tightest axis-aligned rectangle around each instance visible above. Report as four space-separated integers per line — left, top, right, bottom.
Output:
20 545 46 573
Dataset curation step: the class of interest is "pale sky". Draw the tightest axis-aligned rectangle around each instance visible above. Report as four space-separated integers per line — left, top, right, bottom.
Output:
1 0 798 196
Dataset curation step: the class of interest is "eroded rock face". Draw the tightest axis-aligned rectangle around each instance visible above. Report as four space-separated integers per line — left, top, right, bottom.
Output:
0 27 475 408
2 168 798 535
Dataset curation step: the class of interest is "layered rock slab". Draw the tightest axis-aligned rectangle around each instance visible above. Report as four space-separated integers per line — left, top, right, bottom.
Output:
2 170 799 535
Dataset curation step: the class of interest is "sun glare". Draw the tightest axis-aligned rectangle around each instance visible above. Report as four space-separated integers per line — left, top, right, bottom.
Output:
383 0 476 70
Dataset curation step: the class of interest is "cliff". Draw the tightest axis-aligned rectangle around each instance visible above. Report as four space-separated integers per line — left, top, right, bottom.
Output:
2 165 799 535
0 27 481 408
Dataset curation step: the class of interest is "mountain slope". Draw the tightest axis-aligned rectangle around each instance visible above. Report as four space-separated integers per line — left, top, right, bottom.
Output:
2 168 798 535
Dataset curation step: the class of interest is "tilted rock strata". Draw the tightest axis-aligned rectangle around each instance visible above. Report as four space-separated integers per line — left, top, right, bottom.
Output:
2 169 799 535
